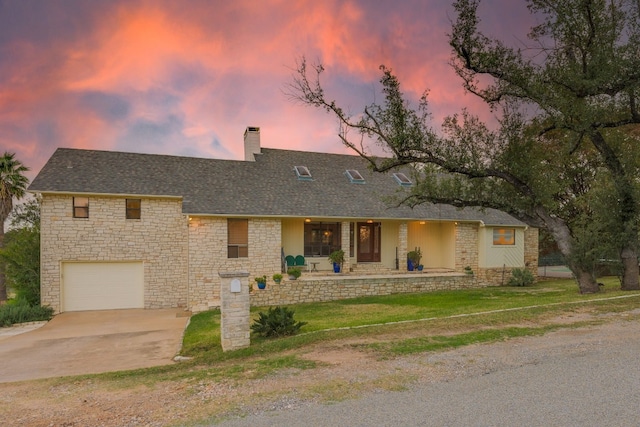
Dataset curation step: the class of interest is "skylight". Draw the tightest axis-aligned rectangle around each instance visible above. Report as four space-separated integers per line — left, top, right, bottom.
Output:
393 172 412 186
346 169 365 183
294 165 312 180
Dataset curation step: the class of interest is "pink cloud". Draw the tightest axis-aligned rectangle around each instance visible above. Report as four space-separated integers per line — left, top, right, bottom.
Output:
0 0 531 182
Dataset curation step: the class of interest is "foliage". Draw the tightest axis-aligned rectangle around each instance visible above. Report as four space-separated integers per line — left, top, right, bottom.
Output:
507 268 536 287
464 266 474 275
0 152 30 301
254 275 267 284
287 267 302 278
407 249 422 265
272 273 283 282
0 196 40 306
250 306 307 338
0 302 53 327
0 227 40 305
288 0 640 293
328 249 345 265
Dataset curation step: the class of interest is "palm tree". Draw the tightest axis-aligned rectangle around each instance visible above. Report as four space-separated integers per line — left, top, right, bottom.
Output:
0 152 29 301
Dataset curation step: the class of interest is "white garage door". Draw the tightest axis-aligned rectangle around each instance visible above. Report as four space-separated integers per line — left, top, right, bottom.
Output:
62 262 144 311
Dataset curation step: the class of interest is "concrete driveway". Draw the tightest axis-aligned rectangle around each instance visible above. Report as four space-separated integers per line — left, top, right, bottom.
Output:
0 309 191 383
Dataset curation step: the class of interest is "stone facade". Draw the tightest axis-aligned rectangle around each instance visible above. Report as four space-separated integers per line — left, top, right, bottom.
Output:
40 195 188 312
219 272 250 351
187 217 281 312
455 222 479 272
524 227 539 277
249 273 487 307
40 192 538 312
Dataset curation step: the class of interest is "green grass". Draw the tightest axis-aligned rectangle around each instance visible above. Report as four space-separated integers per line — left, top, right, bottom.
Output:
176 277 640 365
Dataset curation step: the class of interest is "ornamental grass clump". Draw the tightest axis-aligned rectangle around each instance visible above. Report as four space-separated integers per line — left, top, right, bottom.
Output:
251 306 307 338
507 268 535 287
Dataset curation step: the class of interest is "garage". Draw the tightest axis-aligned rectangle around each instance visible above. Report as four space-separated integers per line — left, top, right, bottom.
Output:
62 262 144 311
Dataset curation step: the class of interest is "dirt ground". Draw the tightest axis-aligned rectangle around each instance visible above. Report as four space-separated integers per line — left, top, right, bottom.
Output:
1 309 639 427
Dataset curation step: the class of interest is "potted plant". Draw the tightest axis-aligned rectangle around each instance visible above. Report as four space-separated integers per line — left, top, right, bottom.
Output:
328 249 345 273
287 267 301 280
407 249 422 271
254 275 267 290
272 273 283 284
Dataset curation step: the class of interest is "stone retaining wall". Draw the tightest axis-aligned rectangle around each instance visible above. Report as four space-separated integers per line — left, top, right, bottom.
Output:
249 273 490 307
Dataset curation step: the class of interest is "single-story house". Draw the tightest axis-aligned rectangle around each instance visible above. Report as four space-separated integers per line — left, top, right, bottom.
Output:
29 127 538 313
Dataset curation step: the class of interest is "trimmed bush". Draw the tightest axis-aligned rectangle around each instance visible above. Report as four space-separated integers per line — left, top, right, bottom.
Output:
251 306 307 338
0 302 54 327
507 268 535 287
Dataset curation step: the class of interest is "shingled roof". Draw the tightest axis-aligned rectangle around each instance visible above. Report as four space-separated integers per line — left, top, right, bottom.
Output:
29 147 523 226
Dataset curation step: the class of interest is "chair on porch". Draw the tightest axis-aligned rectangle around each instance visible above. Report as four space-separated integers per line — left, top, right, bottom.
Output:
285 255 296 270
295 255 309 271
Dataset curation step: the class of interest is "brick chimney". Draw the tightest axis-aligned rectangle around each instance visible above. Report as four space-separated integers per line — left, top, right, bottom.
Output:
244 126 261 161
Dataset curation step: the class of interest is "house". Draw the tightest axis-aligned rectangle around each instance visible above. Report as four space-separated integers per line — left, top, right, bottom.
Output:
29 127 538 313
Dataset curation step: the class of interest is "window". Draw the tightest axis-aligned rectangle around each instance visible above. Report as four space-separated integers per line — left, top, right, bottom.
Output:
392 172 412 186
493 228 515 245
73 197 89 218
346 169 365 183
228 219 248 258
294 165 312 180
304 221 341 257
126 199 141 219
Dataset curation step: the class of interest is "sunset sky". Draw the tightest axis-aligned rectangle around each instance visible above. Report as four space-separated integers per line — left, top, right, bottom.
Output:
0 0 534 182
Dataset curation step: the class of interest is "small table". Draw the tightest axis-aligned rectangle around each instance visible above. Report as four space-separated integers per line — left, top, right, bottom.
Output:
310 262 319 272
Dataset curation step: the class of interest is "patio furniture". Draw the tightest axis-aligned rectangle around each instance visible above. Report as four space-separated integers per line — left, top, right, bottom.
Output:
295 255 309 271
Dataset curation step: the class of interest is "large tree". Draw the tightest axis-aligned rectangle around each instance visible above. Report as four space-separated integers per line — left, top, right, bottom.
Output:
0 152 30 301
448 0 640 290
289 0 640 293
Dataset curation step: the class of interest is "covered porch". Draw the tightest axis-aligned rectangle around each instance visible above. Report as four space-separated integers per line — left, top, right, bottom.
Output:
281 218 459 275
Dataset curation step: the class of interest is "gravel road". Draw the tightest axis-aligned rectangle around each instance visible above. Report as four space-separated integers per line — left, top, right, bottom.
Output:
216 317 640 426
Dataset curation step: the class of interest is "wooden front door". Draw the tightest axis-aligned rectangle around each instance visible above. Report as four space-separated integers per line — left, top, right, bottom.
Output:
357 222 381 262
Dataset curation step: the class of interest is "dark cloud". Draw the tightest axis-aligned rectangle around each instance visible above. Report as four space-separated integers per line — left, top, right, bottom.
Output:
79 91 131 121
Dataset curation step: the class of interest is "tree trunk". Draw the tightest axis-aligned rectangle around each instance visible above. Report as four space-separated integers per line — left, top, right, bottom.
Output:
620 245 640 290
537 208 600 294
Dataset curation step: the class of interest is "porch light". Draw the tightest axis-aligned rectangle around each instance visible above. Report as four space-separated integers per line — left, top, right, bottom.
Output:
366 219 373 223
419 221 426 225
305 218 311 223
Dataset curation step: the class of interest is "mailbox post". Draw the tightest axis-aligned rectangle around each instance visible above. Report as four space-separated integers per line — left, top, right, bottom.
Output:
218 271 250 351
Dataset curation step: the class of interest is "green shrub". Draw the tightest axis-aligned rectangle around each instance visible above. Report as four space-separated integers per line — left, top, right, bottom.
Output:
251 306 307 338
0 302 54 327
507 268 535 287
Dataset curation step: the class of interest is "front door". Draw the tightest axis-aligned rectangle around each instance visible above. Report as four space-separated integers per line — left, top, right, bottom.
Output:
357 222 381 262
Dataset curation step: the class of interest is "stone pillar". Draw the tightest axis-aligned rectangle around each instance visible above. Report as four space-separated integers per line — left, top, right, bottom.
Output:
218 271 250 352
524 227 539 278
399 222 408 271
341 221 351 272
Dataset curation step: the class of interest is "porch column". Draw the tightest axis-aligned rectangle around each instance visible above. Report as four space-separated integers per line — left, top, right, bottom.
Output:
341 221 351 272
399 222 408 271
218 271 250 352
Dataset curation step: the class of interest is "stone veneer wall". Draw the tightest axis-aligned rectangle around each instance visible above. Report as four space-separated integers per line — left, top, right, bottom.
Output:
524 227 539 277
40 195 188 312
455 222 479 272
249 274 487 306
188 217 281 312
